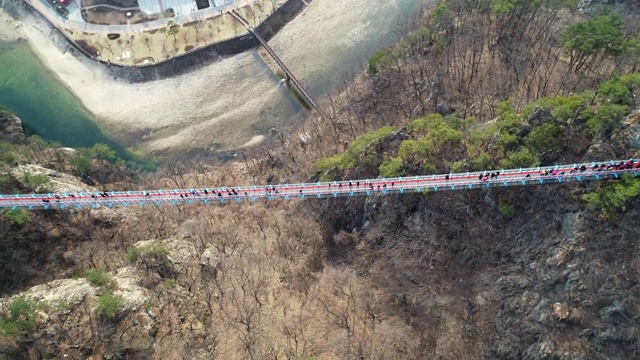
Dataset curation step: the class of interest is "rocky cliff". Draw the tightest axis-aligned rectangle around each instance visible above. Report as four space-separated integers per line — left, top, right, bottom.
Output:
580 0 640 12
0 108 25 144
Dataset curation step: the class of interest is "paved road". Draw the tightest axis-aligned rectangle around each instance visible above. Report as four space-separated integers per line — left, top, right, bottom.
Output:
24 0 274 35
2 160 638 210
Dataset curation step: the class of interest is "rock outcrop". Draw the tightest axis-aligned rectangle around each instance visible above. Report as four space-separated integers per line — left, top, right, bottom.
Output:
10 164 98 194
580 0 639 12
0 109 25 144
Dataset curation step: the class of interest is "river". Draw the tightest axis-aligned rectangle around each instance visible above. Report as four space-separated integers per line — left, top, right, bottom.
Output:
0 40 135 158
0 0 428 158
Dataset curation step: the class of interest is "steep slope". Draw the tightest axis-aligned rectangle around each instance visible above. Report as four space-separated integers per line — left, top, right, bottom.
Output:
1 1 640 359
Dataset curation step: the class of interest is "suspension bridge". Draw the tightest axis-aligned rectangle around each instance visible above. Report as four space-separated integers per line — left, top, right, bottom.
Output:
1 160 639 211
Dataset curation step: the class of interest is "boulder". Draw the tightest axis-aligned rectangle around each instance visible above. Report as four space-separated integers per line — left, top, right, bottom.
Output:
552 302 569 320
523 339 557 360
527 106 554 127
528 298 552 325
496 274 530 290
435 103 455 117
579 0 639 13
10 164 98 194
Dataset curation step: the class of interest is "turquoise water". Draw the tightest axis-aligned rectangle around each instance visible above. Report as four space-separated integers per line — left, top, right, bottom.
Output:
0 0 427 159
0 40 133 159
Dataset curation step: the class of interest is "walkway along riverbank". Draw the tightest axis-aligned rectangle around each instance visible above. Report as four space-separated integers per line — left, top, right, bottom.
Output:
2 160 639 210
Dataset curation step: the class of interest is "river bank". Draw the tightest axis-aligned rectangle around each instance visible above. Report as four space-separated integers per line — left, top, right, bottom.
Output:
1 0 427 156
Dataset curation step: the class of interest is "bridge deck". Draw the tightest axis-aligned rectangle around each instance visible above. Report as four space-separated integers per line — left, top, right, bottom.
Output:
2 160 638 210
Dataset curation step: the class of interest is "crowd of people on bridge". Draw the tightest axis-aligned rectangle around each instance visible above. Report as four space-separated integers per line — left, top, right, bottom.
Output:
539 160 639 177
30 160 640 206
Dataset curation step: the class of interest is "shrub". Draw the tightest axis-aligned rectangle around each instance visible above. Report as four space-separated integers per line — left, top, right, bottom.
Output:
95 290 124 320
126 243 174 278
498 202 514 219
83 268 113 287
315 126 395 178
620 72 640 90
144 301 158 311
495 103 526 154
368 49 395 75
533 93 593 124
586 104 629 136
469 122 498 144
450 160 468 173
469 153 493 171
496 100 524 133
491 0 516 15
409 114 464 144
0 297 39 336
583 174 640 215
379 156 404 178
0 142 16 166
0 175 11 187
126 246 142 263
496 132 520 156
3 209 29 226
163 278 177 289
409 113 442 132
400 26 434 52
70 156 93 175
126 243 169 263
524 122 563 157
598 77 634 105
398 139 431 160
343 126 395 163
22 171 51 193
499 148 540 168
89 144 116 163
315 154 344 181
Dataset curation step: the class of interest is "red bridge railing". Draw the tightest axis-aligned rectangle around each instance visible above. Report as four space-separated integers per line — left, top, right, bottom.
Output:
2 160 638 211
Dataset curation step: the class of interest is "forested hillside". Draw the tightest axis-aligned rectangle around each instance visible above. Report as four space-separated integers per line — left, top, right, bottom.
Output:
1 0 640 359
